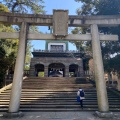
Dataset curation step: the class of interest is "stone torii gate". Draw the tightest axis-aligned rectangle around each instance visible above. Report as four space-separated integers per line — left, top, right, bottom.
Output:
0 10 119 116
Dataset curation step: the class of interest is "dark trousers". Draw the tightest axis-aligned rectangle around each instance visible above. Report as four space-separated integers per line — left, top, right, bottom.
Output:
80 100 83 108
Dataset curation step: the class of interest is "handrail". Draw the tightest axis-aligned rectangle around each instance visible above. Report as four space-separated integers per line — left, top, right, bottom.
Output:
0 76 27 93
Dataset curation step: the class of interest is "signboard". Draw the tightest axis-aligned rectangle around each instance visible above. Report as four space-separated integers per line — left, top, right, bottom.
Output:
53 10 68 37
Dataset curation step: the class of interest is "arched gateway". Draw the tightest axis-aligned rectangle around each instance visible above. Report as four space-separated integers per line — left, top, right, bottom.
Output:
48 63 65 77
0 10 118 116
34 64 44 76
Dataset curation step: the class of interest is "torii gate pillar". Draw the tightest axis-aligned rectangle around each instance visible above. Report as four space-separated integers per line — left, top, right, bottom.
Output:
91 24 113 116
8 22 28 113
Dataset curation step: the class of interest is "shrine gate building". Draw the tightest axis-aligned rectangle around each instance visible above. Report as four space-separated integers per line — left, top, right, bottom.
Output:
29 40 84 77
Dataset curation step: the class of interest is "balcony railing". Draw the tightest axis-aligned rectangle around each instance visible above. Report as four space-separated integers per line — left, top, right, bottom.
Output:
33 49 80 53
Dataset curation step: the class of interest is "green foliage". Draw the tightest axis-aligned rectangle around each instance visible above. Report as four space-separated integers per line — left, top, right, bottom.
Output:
0 31 18 86
71 27 90 52
24 65 30 70
0 1 45 87
0 3 9 12
0 24 18 58
83 58 90 71
71 27 92 70
1 0 45 69
0 4 18 87
71 27 84 51
74 0 120 75
38 72 44 77
0 46 12 87
75 0 120 15
25 40 32 69
2 0 45 13
104 54 120 77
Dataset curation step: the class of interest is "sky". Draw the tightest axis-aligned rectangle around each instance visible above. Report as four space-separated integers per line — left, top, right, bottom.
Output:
31 0 81 51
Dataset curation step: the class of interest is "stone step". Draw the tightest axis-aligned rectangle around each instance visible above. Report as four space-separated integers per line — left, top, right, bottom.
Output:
2 88 96 91
0 95 118 98
1 91 95 94
21 86 93 88
21 85 93 88
19 107 120 112
0 108 99 112
0 107 120 112
23 80 89 82
1 77 120 112
1 101 120 105
1 99 120 103
1 104 120 109
0 98 120 103
23 81 90 84
0 94 98 96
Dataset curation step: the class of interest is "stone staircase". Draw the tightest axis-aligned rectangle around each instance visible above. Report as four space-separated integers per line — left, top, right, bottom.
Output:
0 77 120 112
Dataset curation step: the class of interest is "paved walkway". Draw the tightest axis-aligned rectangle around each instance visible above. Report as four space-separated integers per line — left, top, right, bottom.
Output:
0 112 120 120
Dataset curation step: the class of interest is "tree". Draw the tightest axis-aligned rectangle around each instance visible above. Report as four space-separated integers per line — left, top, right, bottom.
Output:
0 25 18 86
74 0 120 76
0 47 8 87
2 0 45 68
75 0 120 15
71 27 92 53
24 40 33 70
0 3 9 12
71 27 92 71
0 4 19 87
2 0 45 13
0 1 45 87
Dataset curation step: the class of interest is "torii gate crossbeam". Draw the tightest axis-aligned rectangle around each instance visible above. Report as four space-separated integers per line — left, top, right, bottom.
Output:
0 32 118 41
1 12 120 26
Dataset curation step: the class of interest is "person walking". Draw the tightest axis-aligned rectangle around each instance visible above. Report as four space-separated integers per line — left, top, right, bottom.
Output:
77 88 85 109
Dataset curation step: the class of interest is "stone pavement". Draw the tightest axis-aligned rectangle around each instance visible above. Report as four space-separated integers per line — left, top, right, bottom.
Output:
0 112 120 120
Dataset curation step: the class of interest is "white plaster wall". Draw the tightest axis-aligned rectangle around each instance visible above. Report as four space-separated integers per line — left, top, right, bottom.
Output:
48 43 66 50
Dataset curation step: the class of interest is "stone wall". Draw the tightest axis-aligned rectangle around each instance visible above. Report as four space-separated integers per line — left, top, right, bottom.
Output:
29 57 84 77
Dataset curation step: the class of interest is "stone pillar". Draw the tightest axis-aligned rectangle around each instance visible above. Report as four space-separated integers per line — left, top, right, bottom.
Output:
29 66 35 77
77 67 80 77
79 66 84 77
91 24 109 112
65 66 69 77
75 68 77 77
63 69 65 77
8 22 28 112
117 77 120 91
44 66 48 77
